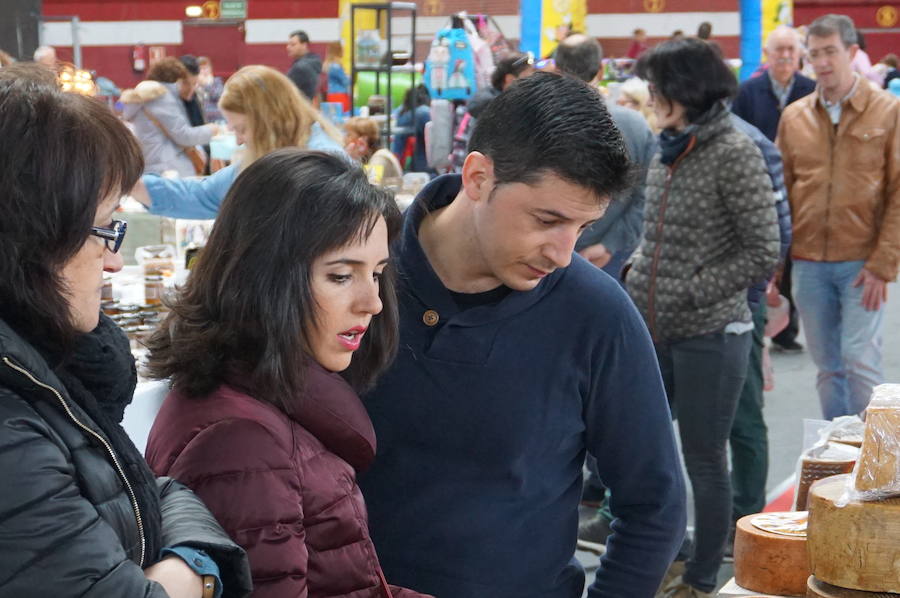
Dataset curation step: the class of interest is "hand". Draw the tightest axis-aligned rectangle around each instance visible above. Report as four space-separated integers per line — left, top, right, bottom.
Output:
766 278 781 307
852 268 888 311
579 243 612 269
208 123 222 136
144 555 204 598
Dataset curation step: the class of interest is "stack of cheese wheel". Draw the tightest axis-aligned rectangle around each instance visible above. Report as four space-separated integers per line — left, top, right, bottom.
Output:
807 390 900 594
733 512 809 596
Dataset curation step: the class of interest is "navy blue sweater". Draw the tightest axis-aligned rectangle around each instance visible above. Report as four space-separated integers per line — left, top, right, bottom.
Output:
360 175 686 598
731 71 816 142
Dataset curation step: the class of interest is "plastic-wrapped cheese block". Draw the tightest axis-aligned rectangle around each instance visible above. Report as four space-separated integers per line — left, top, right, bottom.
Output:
827 416 866 448
808 475 900 592
795 441 858 510
807 575 900 597
854 385 900 497
733 512 809 596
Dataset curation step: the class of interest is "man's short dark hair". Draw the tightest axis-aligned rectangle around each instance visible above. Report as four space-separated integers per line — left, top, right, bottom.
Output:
554 34 603 83
179 54 200 76
807 14 857 48
697 22 713 40
290 30 310 44
491 52 533 91
635 38 737 123
468 72 631 205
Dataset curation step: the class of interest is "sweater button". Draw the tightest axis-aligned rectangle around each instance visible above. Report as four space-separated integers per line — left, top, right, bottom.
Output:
422 310 439 326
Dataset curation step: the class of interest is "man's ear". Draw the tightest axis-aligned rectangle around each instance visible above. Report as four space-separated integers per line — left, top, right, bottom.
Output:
461 151 494 203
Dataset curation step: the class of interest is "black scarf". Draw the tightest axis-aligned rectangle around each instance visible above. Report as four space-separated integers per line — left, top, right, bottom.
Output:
658 101 727 165
52 315 163 564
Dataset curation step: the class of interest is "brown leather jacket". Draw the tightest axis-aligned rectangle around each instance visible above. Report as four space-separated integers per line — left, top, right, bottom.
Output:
777 78 900 281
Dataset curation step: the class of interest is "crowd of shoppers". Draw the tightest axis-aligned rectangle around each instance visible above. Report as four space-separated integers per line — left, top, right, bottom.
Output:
130 65 344 219
1 10 898 598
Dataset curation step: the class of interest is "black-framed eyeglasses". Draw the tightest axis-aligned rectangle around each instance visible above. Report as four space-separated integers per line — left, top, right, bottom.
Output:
90 220 128 254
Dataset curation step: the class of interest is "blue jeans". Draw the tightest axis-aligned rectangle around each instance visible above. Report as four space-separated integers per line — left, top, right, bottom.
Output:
792 260 884 420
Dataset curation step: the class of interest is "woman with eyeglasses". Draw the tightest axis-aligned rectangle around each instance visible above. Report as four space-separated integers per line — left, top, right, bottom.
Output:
0 67 252 597
130 65 345 220
626 39 782 598
143 149 432 598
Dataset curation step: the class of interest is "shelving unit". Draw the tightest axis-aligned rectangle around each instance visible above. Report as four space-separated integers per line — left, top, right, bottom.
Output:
349 1 417 143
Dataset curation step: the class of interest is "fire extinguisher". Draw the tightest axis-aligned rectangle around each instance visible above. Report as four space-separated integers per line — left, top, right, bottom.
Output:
132 44 147 72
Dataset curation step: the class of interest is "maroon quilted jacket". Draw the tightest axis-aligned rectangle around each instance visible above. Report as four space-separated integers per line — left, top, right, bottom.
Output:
145 364 431 598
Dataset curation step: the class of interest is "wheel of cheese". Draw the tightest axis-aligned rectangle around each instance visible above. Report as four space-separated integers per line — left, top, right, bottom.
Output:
807 575 900 597
808 475 900 592
733 513 809 596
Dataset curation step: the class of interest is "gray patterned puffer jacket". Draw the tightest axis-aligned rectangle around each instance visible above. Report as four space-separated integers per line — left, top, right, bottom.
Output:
627 107 781 342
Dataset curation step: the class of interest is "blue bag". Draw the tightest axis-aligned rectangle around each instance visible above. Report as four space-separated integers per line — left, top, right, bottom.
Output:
424 25 476 101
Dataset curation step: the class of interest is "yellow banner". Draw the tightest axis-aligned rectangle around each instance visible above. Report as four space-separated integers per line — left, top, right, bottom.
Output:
541 0 587 58
340 0 382 73
762 0 793 45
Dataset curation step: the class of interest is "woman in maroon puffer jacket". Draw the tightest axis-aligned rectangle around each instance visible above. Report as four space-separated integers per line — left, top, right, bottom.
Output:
144 149 432 598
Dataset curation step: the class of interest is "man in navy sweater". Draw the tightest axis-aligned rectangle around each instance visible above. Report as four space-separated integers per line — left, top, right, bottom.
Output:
360 73 686 598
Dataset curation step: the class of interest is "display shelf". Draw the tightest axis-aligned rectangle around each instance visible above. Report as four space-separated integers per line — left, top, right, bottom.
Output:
349 1 417 143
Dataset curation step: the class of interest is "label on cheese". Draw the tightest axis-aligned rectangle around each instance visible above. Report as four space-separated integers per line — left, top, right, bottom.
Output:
750 512 808 537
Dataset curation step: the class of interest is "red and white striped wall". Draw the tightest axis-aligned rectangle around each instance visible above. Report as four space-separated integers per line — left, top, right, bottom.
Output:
42 0 895 89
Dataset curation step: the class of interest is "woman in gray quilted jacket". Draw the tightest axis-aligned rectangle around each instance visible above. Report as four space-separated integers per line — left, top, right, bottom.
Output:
626 39 781 598
122 57 219 177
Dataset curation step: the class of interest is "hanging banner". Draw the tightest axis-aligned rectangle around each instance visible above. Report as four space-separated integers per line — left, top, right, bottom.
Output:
520 0 587 59
762 0 793 45
339 0 380 73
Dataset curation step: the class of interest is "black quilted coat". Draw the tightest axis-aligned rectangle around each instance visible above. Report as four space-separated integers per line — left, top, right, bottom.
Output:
0 315 253 597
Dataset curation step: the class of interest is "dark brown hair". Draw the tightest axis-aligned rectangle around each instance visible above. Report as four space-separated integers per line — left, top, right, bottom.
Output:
635 37 738 123
147 57 189 83
0 72 143 349
144 149 401 410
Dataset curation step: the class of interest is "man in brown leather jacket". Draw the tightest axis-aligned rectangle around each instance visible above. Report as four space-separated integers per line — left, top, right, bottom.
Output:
777 14 900 420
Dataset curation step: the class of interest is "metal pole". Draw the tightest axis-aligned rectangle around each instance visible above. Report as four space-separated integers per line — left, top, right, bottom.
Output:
386 6 392 142
71 16 81 68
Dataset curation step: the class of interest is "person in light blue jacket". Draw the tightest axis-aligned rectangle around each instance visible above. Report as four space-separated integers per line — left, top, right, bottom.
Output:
132 65 346 219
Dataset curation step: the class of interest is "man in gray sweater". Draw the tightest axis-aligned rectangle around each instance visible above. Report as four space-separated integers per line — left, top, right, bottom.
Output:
557 35 657 281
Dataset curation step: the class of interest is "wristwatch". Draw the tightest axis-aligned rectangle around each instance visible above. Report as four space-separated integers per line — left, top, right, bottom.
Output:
202 575 216 598
159 546 222 598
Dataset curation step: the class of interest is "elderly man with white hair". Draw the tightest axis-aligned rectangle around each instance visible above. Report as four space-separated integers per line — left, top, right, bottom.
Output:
732 26 816 142
731 24 815 355
33 46 57 69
